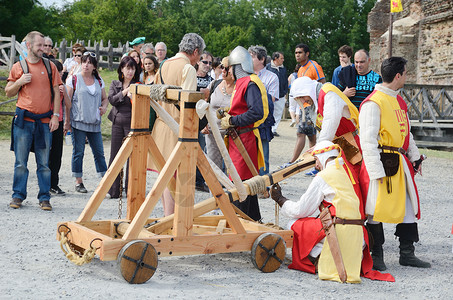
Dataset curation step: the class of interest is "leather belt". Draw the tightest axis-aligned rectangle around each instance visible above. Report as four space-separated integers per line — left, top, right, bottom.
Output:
333 217 365 226
379 145 407 156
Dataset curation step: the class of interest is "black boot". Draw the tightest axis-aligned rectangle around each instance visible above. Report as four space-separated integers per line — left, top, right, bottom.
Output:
367 223 387 271
395 223 431 268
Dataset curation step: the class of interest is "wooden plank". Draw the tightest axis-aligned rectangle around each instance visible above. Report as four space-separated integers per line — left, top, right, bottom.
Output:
147 136 177 196
239 219 278 232
149 197 218 235
173 95 199 237
116 222 156 238
173 142 197 237
197 147 246 234
193 215 227 226
100 230 294 261
216 220 227 233
122 143 183 240
56 221 113 258
134 84 204 103
77 138 133 222
192 224 232 235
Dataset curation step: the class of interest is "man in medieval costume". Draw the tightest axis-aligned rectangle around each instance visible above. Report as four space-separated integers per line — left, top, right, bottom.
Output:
270 141 393 283
359 56 431 271
218 46 268 221
290 77 363 205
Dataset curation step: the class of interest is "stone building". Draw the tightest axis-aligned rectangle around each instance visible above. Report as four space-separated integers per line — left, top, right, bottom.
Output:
368 0 452 85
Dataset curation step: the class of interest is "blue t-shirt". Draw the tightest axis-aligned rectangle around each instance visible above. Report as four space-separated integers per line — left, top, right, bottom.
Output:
331 65 342 87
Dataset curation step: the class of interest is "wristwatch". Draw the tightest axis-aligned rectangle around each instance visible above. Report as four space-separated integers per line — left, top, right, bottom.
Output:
53 113 60 117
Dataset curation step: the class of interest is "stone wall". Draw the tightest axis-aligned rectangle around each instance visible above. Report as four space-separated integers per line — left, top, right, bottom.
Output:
368 0 453 85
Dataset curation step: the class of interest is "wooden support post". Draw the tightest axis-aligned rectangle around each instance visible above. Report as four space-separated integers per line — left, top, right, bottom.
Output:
122 143 183 240
127 92 151 220
78 139 134 222
108 41 113 70
196 148 246 234
173 98 199 237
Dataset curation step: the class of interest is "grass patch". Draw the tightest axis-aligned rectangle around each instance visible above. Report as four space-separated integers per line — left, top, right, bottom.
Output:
0 68 118 140
419 148 453 160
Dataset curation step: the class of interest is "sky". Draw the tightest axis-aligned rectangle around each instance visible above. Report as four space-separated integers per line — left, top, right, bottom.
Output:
39 0 74 8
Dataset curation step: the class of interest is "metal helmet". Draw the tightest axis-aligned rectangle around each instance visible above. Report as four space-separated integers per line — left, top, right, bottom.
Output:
228 46 254 74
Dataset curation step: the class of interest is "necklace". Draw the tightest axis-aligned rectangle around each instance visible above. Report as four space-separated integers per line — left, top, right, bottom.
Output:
222 83 233 96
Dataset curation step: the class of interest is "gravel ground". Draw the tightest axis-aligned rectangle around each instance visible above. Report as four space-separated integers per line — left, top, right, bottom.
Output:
0 120 452 299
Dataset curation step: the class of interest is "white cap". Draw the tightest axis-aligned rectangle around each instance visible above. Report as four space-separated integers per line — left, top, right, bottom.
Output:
311 141 340 170
289 76 318 110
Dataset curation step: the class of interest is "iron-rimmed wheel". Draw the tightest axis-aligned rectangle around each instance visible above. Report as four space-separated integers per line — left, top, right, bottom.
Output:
117 240 158 284
251 233 286 273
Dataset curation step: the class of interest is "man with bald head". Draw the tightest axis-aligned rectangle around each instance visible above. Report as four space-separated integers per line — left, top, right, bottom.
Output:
338 49 382 109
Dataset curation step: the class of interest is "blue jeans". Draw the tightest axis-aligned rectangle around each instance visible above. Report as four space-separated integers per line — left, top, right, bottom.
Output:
12 120 51 202
71 127 107 178
259 139 270 175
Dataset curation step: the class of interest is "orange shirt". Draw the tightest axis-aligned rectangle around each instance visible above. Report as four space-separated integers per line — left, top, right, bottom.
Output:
8 58 62 122
297 60 325 81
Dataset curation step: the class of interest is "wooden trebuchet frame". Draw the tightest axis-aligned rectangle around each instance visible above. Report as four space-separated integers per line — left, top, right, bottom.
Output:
56 84 315 276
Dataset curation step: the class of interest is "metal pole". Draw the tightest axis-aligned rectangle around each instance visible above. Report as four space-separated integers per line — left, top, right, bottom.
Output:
388 13 393 58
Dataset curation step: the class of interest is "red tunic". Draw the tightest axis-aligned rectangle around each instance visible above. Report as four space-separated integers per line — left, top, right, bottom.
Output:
228 76 267 180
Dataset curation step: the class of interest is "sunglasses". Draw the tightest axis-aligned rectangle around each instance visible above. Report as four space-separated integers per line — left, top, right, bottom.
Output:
220 65 229 72
201 60 212 65
74 54 82 57
83 51 96 57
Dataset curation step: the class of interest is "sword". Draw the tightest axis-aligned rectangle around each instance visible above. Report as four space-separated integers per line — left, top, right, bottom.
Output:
319 206 347 283
218 108 259 177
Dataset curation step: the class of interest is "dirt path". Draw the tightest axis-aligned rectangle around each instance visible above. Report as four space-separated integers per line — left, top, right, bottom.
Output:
0 120 452 298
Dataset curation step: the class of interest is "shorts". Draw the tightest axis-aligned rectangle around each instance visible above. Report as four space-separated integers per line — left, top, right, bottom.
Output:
297 121 317 136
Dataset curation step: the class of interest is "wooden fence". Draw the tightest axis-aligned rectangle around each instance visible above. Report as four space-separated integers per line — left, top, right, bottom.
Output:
0 35 130 71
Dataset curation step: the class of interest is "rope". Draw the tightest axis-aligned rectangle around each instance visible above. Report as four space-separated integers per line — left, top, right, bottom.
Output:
244 175 267 196
196 100 248 201
149 84 181 104
149 96 235 190
59 232 97 266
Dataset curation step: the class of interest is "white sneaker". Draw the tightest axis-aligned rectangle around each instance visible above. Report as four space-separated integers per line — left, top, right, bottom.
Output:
290 120 296 127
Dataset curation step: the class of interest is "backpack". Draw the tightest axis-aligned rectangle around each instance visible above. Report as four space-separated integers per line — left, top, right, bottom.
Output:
20 57 54 102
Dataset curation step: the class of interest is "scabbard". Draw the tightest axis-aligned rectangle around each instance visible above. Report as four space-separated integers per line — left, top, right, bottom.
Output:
227 127 259 176
319 206 347 283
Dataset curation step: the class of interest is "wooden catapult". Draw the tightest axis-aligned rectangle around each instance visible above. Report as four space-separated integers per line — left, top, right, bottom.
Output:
57 85 315 283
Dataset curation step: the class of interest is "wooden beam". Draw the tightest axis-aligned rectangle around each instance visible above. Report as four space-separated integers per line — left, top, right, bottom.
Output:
122 143 183 240
77 138 134 222
147 136 177 196
100 230 294 261
197 148 246 234
134 84 204 103
127 95 151 220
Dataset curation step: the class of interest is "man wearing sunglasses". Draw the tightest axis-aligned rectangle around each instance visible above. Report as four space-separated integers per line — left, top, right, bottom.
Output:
195 51 214 192
196 51 213 92
42 36 55 59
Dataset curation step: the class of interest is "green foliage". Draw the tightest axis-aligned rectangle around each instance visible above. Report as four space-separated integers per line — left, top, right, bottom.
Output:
1 0 378 80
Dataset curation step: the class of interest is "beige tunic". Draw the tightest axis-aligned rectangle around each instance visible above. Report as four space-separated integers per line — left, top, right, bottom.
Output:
148 53 197 170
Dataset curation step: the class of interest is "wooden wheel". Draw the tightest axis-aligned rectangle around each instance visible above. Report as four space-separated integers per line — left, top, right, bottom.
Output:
251 233 286 273
117 240 158 284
